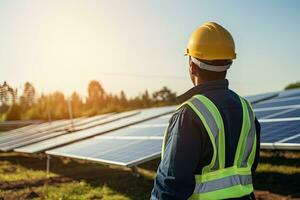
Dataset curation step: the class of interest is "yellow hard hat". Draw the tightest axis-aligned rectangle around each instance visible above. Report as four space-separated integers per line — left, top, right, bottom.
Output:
185 22 236 60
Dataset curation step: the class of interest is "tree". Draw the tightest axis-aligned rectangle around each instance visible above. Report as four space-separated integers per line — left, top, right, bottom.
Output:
48 92 68 119
152 86 177 104
86 80 106 112
119 90 127 108
20 82 36 111
141 90 151 107
285 81 300 90
70 91 84 117
0 81 16 115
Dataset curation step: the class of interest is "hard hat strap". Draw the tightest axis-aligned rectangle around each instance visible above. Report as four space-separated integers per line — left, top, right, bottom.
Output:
191 56 231 72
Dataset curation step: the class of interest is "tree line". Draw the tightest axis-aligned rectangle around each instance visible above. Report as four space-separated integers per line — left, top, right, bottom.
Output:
0 81 177 121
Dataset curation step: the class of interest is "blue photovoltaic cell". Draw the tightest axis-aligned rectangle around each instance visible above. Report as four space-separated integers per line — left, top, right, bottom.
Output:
283 136 300 143
254 98 300 109
0 114 112 146
260 121 300 143
0 120 70 145
254 110 285 119
270 108 300 118
254 108 300 119
277 88 300 98
103 115 170 137
245 92 278 104
108 126 165 137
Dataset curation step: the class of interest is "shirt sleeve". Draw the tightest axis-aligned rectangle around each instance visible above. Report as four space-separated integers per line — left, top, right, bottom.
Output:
251 117 261 174
151 106 204 200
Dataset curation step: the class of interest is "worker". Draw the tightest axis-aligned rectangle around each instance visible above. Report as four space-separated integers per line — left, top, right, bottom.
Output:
151 22 261 200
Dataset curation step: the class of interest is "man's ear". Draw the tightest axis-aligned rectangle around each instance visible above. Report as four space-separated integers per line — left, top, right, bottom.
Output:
190 62 198 76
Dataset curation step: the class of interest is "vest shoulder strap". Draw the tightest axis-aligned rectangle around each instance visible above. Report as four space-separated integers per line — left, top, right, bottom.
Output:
178 94 225 172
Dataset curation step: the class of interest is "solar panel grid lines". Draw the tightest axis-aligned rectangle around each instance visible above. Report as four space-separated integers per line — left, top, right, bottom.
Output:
254 98 300 109
0 120 69 144
53 113 114 132
15 106 176 153
0 123 38 136
46 137 163 167
244 92 279 104
72 111 140 130
275 133 300 143
2 112 136 152
262 95 300 104
254 105 300 112
260 108 300 119
0 119 82 151
0 124 40 141
0 130 68 152
259 120 300 143
259 117 300 123
277 88 300 98
45 112 173 166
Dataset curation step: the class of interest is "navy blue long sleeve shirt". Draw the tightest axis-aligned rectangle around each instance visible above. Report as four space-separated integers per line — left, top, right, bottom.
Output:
151 79 260 200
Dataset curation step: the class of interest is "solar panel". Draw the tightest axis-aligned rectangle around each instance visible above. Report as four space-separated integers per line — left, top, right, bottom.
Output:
254 107 300 119
0 120 71 144
0 113 112 144
0 124 40 140
245 92 278 104
257 89 300 150
0 123 39 137
0 111 137 151
15 106 175 153
277 88 300 98
47 137 162 167
46 114 170 167
254 97 300 109
259 120 300 143
0 114 111 144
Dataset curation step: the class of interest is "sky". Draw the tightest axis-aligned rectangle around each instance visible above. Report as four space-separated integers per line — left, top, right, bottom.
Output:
0 0 300 98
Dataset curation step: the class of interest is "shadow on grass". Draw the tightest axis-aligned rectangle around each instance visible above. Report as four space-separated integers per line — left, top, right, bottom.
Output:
254 172 300 198
259 154 300 167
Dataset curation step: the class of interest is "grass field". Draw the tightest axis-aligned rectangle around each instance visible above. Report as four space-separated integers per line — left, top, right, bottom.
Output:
0 151 299 200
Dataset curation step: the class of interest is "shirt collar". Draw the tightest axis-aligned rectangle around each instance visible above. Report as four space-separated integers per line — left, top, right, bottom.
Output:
177 79 229 104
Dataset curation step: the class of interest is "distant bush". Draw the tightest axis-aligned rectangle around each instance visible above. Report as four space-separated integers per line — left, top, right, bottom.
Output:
285 81 300 90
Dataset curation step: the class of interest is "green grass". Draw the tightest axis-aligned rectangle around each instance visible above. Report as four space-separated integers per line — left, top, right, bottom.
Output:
0 160 56 182
35 182 130 200
257 163 300 174
0 151 299 200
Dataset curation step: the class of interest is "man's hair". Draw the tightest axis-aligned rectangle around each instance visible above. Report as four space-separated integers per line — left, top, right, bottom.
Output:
193 59 231 81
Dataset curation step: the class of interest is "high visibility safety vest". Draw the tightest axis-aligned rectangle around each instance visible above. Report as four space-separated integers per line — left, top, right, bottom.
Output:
162 94 257 200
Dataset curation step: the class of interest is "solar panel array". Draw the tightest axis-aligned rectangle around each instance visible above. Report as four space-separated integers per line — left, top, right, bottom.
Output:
15 106 175 153
0 112 131 151
253 89 300 150
46 89 300 167
1 88 299 168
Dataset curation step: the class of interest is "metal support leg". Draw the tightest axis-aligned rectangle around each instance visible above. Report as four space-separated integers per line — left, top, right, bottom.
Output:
131 166 140 178
46 155 51 175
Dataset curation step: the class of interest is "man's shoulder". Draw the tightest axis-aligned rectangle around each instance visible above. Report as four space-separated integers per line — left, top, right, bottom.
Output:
169 104 200 127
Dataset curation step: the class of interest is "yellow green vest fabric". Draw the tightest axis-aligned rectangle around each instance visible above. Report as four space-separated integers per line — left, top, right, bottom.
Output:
162 94 256 200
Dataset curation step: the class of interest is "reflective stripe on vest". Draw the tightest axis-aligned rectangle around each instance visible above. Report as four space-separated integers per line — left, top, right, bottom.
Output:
161 94 256 200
